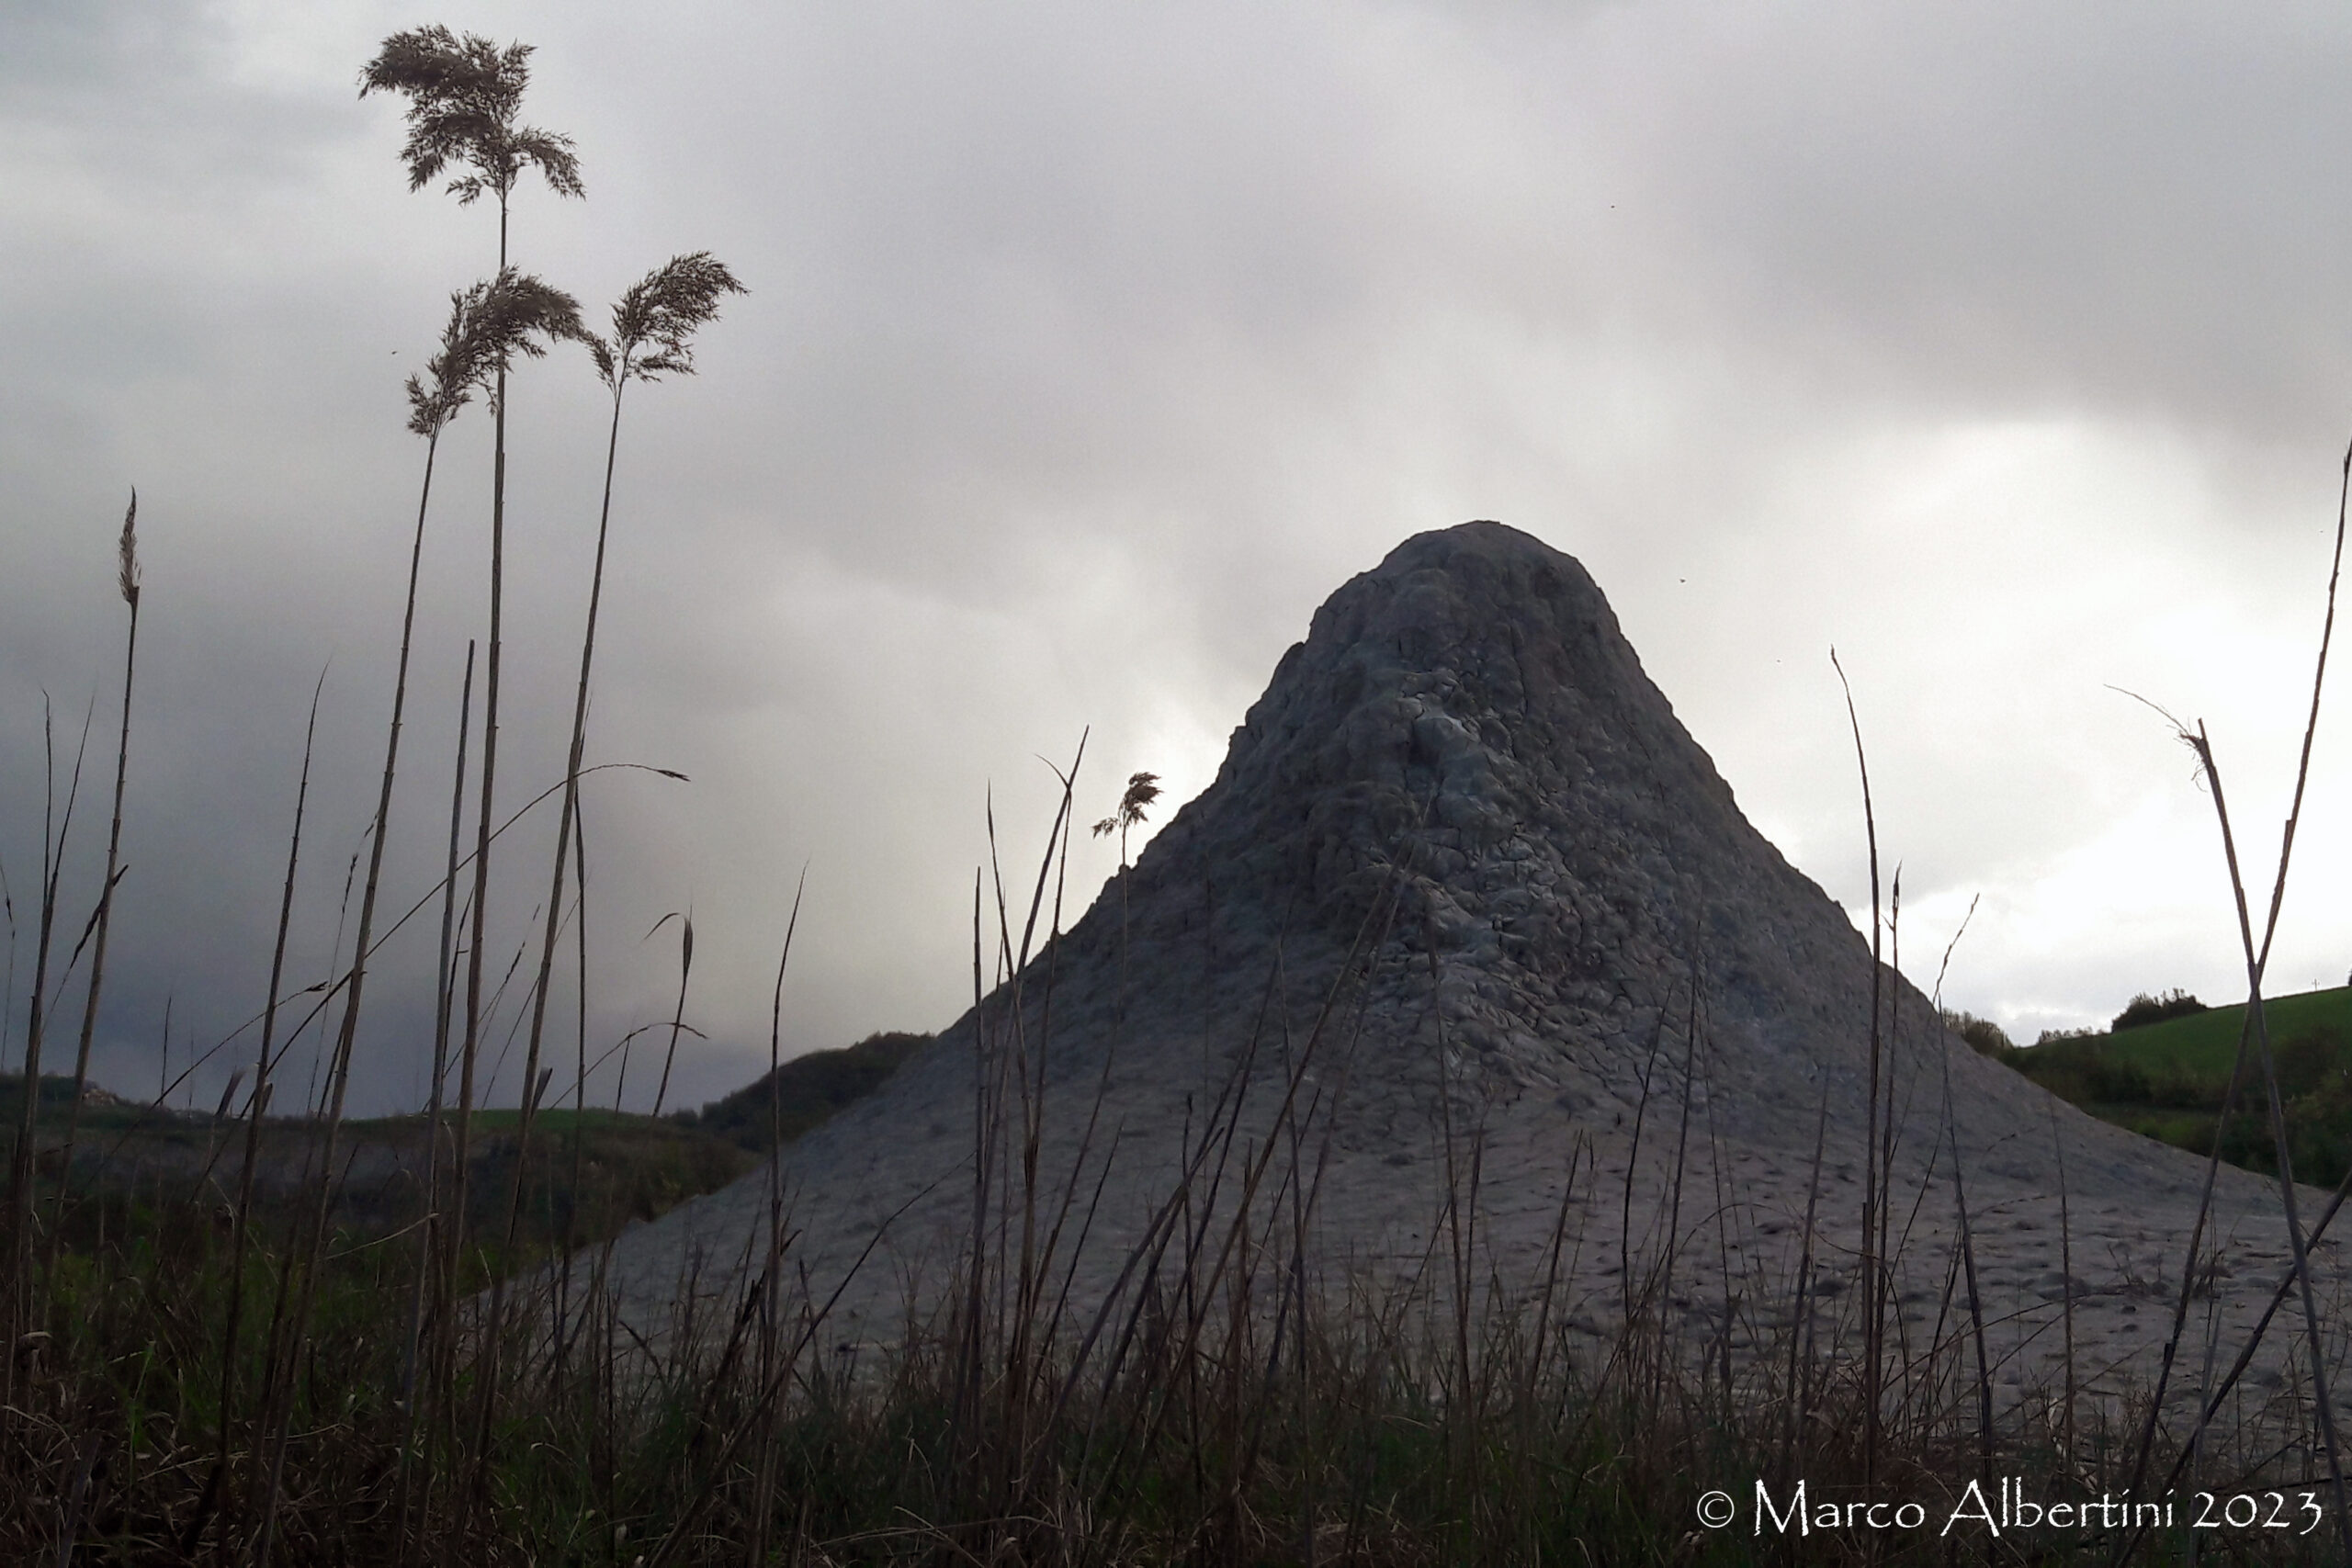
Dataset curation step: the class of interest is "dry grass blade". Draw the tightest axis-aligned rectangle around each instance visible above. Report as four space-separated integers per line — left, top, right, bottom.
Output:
2177 725 2350 1553
5 694 95 1416
1830 644 1889 1493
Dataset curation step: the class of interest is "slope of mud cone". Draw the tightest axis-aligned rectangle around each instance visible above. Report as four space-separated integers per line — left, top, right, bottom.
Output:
604 522 2334 1415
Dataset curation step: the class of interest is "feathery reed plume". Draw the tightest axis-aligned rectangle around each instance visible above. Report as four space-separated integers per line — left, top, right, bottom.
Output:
413 267 585 432
586 251 746 389
116 494 141 608
1092 770 1162 868
359 27 582 215
1093 771 1160 1048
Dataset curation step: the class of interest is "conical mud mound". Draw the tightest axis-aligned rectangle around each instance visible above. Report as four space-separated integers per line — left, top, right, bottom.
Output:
605 522 2332 1416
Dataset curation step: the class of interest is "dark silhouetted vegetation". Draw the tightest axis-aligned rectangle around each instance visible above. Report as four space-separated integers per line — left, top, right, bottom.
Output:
2111 987 2210 1032
676 1028 931 1152
1940 1008 2014 1059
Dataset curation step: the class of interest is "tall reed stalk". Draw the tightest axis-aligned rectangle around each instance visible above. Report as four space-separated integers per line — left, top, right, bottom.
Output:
251 273 579 1566
45 495 141 1281
359 33 583 1403
470 250 741 1457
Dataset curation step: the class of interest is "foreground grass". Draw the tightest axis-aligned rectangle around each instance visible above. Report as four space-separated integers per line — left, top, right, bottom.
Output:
3 1020 2330 1564
6 1132 2333 1565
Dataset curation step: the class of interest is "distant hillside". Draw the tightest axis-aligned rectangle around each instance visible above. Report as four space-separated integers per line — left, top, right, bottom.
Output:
1994 985 2352 1186
676 1030 931 1153
0 1027 933 1269
0 1071 151 1126
1 1026 932 1229
0 1073 754 1278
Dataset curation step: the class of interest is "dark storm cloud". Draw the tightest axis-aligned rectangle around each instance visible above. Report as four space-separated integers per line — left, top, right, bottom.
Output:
6 0 2352 1112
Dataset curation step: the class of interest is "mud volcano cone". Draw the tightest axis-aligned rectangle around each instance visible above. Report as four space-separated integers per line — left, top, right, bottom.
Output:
609 521 2310 1404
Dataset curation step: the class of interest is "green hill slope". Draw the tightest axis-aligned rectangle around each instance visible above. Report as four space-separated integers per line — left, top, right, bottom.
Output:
1999 984 2352 1186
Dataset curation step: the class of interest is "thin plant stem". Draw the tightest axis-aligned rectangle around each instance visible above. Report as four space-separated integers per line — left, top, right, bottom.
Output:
46 493 141 1285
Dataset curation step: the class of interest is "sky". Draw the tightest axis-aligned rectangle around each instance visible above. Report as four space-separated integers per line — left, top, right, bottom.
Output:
6 0 2352 1117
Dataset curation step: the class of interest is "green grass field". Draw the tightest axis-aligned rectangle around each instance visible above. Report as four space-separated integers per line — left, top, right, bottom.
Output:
2003 984 2352 1186
2098 985 2352 1076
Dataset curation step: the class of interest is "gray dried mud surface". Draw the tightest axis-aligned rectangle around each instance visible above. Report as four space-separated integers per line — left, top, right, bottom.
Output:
603 522 2342 1428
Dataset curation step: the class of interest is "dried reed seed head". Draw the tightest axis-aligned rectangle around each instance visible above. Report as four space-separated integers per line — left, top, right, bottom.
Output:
401 272 582 434
471 272 583 395
594 252 749 389
358 26 582 204
473 269 589 363
403 285 481 434
116 489 141 608
1091 771 1161 837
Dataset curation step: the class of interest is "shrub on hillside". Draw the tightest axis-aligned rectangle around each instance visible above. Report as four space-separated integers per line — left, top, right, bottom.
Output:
2111 988 2209 1032
683 1029 933 1153
1939 1010 2015 1060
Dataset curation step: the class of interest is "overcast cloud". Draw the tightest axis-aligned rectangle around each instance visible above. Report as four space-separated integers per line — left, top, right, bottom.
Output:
6 0 2352 1115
